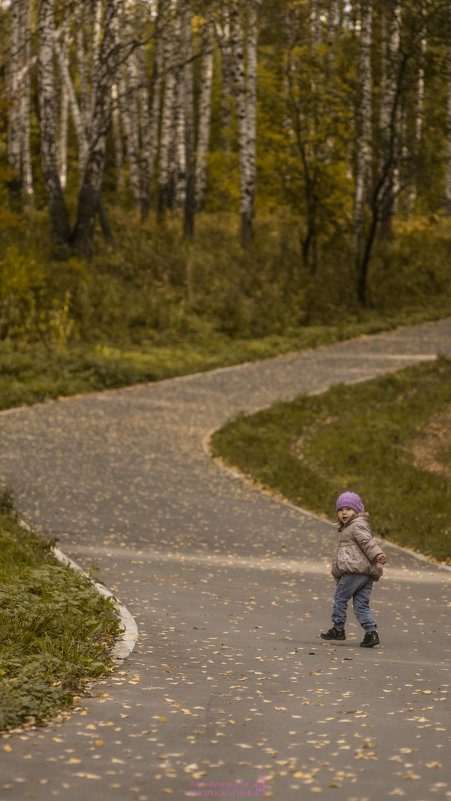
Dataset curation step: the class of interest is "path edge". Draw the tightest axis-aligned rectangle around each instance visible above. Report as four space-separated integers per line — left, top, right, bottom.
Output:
52 547 139 662
204 432 451 576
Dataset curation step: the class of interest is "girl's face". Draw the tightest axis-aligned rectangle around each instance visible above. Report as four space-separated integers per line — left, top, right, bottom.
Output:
338 506 357 525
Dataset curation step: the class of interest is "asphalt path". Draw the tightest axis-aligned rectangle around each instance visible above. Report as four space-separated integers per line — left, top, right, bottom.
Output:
0 318 451 801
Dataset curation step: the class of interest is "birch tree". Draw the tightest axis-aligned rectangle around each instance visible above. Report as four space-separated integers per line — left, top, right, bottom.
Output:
406 3 426 213
120 0 142 204
379 0 402 238
354 2 372 263
71 0 122 253
158 0 178 214
445 3 451 215
230 1 258 247
37 0 71 244
7 0 33 205
182 0 195 236
194 19 214 211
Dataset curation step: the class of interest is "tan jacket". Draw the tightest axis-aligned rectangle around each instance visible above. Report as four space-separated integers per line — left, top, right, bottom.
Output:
331 513 384 581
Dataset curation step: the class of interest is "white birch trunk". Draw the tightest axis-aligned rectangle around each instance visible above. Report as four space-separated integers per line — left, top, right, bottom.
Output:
182 0 195 235
111 83 125 190
90 0 103 122
216 15 234 158
58 81 69 190
309 0 322 45
194 20 214 211
158 0 178 213
122 0 142 203
230 2 257 246
75 2 90 134
407 13 426 214
380 0 401 236
174 25 187 211
141 0 164 217
246 6 258 224
55 34 89 175
354 2 372 257
7 0 33 201
20 0 33 200
7 0 22 198
137 1 151 217
71 0 121 253
37 0 71 243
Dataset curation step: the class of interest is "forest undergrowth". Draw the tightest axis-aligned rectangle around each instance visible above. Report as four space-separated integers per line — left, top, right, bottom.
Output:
1 210 450 410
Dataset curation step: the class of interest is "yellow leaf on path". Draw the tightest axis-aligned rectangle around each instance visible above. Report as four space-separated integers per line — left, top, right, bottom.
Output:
158 717 168 722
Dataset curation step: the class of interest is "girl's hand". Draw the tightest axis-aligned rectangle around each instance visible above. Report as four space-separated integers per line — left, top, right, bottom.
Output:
377 553 386 565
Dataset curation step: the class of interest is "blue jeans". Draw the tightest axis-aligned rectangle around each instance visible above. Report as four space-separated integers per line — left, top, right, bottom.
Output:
332 574 377 632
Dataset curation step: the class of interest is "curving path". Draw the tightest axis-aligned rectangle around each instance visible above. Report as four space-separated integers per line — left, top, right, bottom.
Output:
1 318 451 801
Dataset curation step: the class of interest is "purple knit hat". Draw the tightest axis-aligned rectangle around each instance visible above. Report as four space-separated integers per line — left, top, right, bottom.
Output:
336 492 364 514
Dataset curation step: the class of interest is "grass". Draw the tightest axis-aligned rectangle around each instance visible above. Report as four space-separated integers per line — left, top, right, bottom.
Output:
1 208 451 411
0 493 121 731
211 357 451 564
2 306 451 412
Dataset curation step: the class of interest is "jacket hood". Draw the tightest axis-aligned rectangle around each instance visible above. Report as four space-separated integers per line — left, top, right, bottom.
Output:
338 511 369 530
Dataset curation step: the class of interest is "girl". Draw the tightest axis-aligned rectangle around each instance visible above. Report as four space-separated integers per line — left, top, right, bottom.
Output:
321 492 386 648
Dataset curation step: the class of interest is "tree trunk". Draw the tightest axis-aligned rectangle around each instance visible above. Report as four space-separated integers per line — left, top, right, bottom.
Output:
75 2 89 134
246 5 258 225
58 80 69 191
158 0 178 215
122 0 142 204
216 13 234 160
21 0 33 202
7 0 23 205
37 0 71 245
55 33 89 175
445 4 451 215
111 83 125 190
7 0 33 205
71 0 120 255
141 0 164 219
354 2 372 262
194 20 214 212
182 0 195 236
174 17 187 211
309 0 322 45
379 0 401 238
230 2 258 248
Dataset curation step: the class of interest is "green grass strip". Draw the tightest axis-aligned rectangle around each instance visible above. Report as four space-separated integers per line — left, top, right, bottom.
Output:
0 494 121 731
1 306 450 411
211 357 451 564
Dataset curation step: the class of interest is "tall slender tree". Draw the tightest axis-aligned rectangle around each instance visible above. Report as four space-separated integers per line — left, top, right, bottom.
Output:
37 0 71 244
445 2 451 215
354 2 372 263
230 1 258 247
195 19 214 212
379 0 402 238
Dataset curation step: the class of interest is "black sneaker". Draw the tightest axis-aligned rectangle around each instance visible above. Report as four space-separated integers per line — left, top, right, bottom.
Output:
360 631 380 648
320 627 346 641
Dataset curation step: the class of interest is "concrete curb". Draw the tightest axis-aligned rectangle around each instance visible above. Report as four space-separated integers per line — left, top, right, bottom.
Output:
52 547 139 662
17 517 139 663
